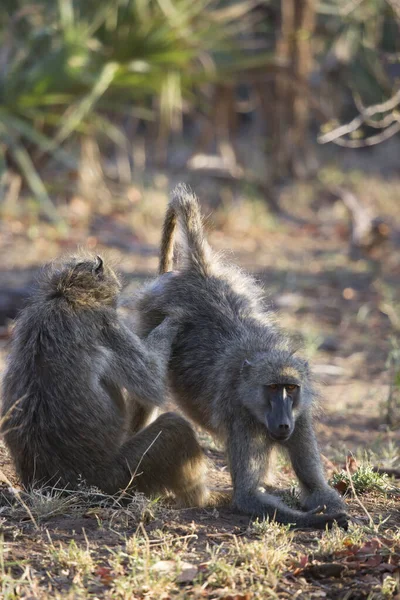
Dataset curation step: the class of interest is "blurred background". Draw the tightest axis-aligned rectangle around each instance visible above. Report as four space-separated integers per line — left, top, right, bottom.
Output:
0 0 400 464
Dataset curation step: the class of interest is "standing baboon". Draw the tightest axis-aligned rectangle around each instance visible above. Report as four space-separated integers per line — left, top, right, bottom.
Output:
130 185 348 528
1 254 208 507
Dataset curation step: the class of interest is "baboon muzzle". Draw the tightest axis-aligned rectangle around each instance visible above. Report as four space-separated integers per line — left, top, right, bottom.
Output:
266 393 294 441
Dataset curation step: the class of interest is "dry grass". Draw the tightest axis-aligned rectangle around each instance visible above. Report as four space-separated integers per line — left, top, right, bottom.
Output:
0 473 399 599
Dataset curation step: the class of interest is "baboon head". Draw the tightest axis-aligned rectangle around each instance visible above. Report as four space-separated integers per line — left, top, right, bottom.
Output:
240 350 311 441
48 255 121 307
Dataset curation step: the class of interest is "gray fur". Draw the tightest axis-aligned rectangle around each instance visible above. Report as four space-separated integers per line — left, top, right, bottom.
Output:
128 185 348 529
1 253 208 506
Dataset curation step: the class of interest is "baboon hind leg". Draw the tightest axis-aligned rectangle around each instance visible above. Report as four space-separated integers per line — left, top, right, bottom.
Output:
99 412 209 507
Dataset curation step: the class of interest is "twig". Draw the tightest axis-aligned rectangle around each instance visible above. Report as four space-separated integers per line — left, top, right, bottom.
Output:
354 93 398 129
318 90 400 146
115 430 162 504
345 459 376 531
325 122 400 148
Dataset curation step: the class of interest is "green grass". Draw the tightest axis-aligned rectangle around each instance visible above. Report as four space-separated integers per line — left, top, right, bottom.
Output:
330 462 392 496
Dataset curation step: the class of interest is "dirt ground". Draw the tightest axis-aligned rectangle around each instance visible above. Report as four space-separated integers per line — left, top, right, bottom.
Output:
0 177 399 599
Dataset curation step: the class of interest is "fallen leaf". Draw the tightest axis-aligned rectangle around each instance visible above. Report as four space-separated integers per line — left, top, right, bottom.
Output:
357 539 382 556
345 455 358 474
333 480 348 495
380 537 396 547
361 555 382 568
291 554 310 575
378 563 399 573
95 566 114 585
299 555 309 568
343 538 354 546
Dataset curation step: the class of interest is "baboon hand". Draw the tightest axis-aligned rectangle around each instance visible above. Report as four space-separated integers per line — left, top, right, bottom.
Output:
302 487 346 515
305 509 349 531
307 505 324 515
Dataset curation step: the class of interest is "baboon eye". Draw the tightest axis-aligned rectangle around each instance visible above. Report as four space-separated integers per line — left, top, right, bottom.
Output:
285 384 297 392
269 384 278 391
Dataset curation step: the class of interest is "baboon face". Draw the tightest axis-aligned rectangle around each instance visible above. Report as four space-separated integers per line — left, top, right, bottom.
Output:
241 352 307 441
263 383 298 441
54 256 121 306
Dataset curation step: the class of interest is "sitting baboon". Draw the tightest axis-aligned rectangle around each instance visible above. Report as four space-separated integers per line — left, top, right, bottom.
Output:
129 185 349 529
1 254 208 507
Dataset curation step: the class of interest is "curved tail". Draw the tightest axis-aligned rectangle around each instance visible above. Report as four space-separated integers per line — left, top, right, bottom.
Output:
159 184 212 277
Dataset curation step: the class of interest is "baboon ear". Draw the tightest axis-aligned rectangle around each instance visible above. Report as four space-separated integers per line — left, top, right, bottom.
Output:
93 255 104 275
241 359 253 379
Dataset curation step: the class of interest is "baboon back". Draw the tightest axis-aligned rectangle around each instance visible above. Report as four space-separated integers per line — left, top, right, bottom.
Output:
2 302 124 488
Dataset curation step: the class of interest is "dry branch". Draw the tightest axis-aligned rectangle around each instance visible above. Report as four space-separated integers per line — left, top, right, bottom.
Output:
318 89 400 147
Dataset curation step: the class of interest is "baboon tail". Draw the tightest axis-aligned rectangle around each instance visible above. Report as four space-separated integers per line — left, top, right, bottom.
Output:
159 184 212 277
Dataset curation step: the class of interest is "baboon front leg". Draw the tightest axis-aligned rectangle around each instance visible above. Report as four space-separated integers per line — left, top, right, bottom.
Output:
228 422 347 529
100 412 209 507
286 413 347 515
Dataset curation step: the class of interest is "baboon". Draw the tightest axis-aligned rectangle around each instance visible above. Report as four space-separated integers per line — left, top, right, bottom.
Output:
1 254 208 507
130 185 349 528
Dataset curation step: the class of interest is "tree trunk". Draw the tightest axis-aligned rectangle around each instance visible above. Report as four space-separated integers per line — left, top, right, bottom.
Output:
272 0 317 179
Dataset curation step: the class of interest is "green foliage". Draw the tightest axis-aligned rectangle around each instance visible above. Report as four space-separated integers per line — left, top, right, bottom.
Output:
330 462 390 495
0 0 270 217
2 0 399 217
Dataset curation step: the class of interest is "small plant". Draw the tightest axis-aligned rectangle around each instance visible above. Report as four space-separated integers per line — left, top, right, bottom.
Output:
25 487 80 520
317 521 366 556
279 486 303 510
381 574 398 598
249 517 292 539
47 538 94 577
330 462 390 496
